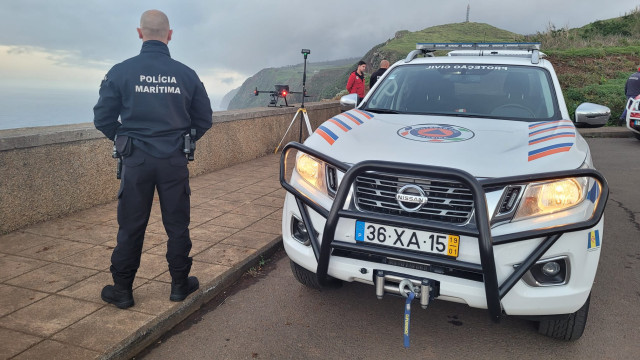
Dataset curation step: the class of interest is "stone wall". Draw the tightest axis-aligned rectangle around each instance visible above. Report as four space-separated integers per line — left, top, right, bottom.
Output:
0 101 340 234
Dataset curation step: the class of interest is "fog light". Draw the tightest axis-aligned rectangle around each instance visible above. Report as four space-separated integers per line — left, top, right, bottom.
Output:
291 216 310 245
518 256 570 287
541 261 561 276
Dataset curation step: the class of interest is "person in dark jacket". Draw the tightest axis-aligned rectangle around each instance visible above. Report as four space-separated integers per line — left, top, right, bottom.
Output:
346 60 367 103
369 60 389 89
621 66 640 123
94 9 213 309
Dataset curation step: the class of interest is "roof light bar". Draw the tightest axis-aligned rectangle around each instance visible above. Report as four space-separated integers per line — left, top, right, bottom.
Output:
416 42 541 51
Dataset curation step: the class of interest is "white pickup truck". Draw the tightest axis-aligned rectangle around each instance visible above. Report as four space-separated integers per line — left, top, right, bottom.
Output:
279 43 609 340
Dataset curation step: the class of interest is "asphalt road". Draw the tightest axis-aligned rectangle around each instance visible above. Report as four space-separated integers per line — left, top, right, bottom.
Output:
139 137 640 360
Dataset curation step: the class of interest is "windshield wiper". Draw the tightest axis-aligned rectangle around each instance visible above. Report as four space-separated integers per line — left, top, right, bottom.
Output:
365 108 401 114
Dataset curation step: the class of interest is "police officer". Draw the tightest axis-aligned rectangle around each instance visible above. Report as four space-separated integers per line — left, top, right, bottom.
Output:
94 9 213 309
369 60 389 89
621 66 640 124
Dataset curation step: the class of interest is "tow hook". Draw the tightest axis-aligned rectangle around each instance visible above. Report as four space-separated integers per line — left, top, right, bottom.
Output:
375 270 436 309
374 271 439 348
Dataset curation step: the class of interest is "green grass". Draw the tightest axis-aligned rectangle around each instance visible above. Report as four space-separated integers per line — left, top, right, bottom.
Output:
229 9 640 117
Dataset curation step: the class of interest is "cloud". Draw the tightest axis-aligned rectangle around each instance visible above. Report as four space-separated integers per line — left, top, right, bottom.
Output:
0 45 105 89
1 0 639 99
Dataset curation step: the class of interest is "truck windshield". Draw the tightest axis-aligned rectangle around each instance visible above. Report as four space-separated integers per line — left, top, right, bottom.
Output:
364 64 560 121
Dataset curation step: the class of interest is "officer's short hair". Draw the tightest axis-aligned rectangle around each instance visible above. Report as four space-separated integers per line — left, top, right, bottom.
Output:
140 10 170 39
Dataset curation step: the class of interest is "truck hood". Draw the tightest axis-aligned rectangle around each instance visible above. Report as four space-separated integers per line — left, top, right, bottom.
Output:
305 109 588 178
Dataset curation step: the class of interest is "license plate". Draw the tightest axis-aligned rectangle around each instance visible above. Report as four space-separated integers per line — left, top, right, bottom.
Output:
355 221 459 258
635 120 640 126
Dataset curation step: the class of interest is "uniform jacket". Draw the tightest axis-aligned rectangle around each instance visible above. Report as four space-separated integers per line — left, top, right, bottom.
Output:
369 67 388 89
346 71 366 98
94 40 213 158
625 71 640 98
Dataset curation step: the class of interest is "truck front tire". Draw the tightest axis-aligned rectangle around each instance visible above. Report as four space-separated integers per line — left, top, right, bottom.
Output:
538 294 590 341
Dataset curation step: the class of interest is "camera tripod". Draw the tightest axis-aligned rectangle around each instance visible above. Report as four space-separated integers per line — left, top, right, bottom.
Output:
274 49 312 153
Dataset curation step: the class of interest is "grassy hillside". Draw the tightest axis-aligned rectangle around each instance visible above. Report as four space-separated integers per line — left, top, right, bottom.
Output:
227 59 355 110
367 22 520 66
227 9 640 125
329 23 522 99
526 7 640 123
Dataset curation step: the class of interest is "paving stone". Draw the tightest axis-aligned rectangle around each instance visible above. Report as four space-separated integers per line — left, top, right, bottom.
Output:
57 245 112 271
0 284 49 317
65 224 118 245
268 188 287 197
21 218 90 239
221 230 280 250
195 198 244 212
145 220 167 235
18 239 94 262
51 306 154 352
12 339 101 360
253 178 282 190
205 213 262 229
142 231 168 251
231 203 281 217
189 222 240 243
266 208 283 221
189 176 223 189
251 217 283 235
242 184 280 196
216 190 263 203
6 263 98 293
0 327 43 360
194 243 257 267
58 272 112 304
190 207 224 226
126 280 176 316
0 231 51 254
136 253 170 280
0 295 101 337
70 203 117 225
0 255 48 282
193 185 228 200
252 195 286 208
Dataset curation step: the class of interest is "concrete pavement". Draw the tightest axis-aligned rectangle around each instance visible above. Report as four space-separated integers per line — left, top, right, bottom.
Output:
0 126 634 360
0 154 285 360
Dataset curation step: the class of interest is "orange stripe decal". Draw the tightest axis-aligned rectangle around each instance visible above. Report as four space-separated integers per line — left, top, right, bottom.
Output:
528 147 571 161
316 128 336 145
328 118 349 132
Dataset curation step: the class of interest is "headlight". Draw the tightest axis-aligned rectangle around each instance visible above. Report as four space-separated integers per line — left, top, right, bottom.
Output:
513 177 588 220
296 153 326 192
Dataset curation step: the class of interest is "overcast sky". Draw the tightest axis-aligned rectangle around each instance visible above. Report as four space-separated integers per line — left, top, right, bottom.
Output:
1 0 638 108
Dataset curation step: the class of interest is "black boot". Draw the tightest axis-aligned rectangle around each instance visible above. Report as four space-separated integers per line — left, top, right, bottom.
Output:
170 276 199 302
101 284 134 309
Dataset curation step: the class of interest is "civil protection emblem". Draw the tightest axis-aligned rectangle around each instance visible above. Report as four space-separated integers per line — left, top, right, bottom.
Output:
398 124 475 143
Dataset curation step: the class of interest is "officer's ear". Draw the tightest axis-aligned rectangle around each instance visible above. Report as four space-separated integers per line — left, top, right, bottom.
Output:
167 29 173 43
137 28 144 40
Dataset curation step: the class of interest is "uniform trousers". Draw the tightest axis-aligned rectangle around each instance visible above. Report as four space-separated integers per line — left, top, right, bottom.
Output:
110 146 192 288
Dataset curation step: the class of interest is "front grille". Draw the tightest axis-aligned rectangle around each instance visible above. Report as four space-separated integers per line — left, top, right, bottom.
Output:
354 172 474 224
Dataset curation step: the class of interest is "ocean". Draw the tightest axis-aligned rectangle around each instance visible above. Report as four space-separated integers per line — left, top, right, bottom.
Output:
0 87 98 130
0 87 222 131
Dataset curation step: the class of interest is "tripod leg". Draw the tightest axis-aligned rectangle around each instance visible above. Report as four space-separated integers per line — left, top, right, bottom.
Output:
275 109 302 153
302 111 313 136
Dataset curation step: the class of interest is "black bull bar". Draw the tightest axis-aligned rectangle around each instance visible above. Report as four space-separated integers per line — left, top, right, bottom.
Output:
279 142 609 322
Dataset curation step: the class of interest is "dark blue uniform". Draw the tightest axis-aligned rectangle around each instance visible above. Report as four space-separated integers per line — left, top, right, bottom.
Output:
94 40 212 289
622 71 640 121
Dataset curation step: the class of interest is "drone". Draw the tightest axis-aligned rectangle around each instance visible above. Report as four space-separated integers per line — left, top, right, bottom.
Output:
254 84 307 107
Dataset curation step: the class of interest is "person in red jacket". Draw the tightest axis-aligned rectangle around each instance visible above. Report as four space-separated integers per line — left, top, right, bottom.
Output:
346 60 367 103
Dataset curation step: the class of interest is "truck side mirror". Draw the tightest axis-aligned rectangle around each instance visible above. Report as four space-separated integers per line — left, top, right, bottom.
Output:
340 93 358 112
